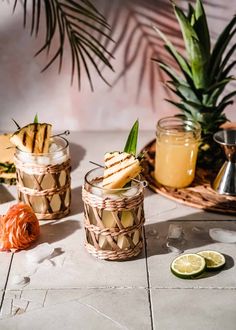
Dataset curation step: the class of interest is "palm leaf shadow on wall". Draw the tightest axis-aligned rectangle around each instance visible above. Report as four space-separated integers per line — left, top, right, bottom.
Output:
12 0 114 91
98 0 183 110
11 0 233 111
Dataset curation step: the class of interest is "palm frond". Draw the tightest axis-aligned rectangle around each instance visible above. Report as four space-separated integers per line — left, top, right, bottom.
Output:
13 0 114 90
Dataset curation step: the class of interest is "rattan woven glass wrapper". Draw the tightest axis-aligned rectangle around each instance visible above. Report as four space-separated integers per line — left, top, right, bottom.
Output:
82 174 145 261
15 158 71 220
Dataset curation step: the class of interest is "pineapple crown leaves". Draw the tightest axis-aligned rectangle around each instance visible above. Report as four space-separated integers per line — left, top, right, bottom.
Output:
190 0 210 56
153 0 236 121
152 26 192 80
123 120 139 157
209 16 236 83
172 0 210 89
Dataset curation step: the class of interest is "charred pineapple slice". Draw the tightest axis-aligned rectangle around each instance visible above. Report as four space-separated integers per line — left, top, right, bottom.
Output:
103 151 142 189
10 123 52 154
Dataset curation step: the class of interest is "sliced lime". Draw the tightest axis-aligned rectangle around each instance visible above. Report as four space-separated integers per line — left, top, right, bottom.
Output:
197 250 226 270
170 253 206 279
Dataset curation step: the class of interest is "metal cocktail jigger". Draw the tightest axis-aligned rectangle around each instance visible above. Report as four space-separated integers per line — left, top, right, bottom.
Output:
213 129 236 195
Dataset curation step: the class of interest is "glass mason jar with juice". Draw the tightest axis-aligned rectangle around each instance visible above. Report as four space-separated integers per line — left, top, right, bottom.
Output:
154 116 201 188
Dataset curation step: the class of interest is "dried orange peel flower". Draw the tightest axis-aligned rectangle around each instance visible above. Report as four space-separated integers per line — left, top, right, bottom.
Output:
0 203 40 252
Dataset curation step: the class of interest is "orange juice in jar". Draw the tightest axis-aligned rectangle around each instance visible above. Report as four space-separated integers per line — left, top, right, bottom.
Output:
154 117 201 188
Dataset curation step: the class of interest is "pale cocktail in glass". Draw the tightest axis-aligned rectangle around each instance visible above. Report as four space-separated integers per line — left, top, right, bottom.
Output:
14 136 71 219
82 167 145 260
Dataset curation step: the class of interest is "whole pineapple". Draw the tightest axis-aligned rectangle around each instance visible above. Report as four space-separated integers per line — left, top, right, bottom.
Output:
154 0 236 168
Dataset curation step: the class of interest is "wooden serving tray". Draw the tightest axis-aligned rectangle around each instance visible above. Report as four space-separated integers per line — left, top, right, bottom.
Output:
140 139 236 215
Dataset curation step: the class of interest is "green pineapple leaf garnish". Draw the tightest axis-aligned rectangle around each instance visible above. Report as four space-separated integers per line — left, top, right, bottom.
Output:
33 114 39 124
124 120 139 156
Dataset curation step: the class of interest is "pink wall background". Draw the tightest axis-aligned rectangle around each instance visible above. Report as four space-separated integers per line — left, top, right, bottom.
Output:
0 0 235 132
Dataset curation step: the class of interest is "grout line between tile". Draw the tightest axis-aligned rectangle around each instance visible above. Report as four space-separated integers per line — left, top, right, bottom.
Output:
0 253 14 312
150 287 236 290
5 286 148 290
144 227 154 330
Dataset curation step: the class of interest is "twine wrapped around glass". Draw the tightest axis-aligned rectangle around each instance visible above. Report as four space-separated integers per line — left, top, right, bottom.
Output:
82 167 145 260
14 136 71 220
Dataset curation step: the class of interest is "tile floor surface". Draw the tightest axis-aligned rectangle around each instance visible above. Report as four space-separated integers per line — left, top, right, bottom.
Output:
0 131 236 330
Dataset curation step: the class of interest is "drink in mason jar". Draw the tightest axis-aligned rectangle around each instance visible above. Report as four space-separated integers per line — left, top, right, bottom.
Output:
155 116 201 188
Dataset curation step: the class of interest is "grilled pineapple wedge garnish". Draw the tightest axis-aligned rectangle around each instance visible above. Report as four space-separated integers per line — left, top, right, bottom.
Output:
10 123 52 154
102 151 142 189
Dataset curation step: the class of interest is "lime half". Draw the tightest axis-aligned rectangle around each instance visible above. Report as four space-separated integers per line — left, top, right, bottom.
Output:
170 253 206 279
197 250 226 270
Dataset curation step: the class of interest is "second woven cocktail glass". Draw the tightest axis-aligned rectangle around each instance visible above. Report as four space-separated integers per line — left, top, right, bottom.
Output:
82 167 145 260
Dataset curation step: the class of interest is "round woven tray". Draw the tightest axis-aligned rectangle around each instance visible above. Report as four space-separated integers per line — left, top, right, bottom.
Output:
140 139 236 215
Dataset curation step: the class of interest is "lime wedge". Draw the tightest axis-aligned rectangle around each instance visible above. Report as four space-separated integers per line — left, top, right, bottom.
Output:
170 253 206 279
197 250 226 270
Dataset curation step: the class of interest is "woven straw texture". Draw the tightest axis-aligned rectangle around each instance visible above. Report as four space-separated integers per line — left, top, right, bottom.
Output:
82 186 145 260
141 139 236 215
15 158 71 220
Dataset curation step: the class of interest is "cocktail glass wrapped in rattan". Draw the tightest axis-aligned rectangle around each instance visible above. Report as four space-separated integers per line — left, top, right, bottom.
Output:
14 136 71 220
82 167 145 260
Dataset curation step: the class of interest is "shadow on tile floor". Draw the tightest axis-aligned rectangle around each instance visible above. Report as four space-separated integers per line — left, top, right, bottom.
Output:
145 214 236 256
0 185 15 204
198 253 234 278
70 142 86 172
70 186 84 215
143 213 235 274
38 219 81 244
